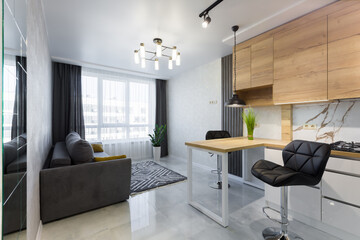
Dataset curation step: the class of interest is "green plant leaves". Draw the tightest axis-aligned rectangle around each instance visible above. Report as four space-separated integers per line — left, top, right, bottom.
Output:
149 124 167 147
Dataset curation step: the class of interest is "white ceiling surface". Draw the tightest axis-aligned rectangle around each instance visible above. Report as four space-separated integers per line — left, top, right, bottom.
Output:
43 0 336 79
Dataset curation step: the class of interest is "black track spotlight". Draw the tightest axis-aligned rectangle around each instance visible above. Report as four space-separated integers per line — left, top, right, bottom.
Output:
202 14 211 28
199 0 223 28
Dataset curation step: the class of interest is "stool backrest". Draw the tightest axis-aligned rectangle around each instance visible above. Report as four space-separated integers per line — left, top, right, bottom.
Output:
282 140 331 182
206 131 231 140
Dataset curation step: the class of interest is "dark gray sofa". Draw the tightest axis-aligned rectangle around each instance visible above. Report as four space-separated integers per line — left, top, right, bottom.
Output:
40 133 131 223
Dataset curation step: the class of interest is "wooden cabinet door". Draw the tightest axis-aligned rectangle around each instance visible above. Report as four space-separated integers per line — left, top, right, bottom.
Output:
251 37 274 88
273 17 328 104
234 47 251 90
328 6 360 100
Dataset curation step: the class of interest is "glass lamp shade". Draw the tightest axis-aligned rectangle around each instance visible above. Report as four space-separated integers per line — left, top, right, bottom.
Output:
172 47 177 60
225 93 246 107
154 59 159 70
141 58 146 68
176 52 181 66
156 43 162 57
134 50 140 64
168 57 173 69
140 43 145 58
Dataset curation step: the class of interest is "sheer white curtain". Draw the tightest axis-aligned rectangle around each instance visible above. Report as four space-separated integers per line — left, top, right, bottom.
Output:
3 55 17 142
82 67 156 160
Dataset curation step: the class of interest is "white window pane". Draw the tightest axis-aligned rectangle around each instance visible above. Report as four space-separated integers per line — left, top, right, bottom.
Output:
103 80 125 124
82 76 98 125
101 127 126 140
129 82 149 125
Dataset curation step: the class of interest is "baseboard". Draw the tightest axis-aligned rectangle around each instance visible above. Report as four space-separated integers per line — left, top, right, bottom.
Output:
36 221 42 240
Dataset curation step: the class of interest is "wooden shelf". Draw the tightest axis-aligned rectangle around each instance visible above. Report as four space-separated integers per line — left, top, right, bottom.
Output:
236 85 274 107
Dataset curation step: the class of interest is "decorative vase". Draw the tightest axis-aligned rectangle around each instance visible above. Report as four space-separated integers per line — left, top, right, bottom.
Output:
153 146 161 161
247 129 254 140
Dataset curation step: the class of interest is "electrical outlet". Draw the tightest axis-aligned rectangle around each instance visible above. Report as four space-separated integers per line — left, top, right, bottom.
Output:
303 124 317 130
209 100 218 104
255 123 260 128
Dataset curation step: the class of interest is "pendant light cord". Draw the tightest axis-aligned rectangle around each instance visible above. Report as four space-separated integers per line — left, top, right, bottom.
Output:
233 30 237 94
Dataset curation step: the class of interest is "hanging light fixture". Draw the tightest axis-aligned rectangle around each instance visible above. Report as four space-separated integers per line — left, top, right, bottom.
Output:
134 38 180 70
176 52 181 66
202 14 211 28
225 25 246 107
154 58 159 70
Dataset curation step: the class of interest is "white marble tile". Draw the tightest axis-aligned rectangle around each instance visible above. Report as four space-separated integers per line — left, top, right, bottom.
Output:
40 157 341 240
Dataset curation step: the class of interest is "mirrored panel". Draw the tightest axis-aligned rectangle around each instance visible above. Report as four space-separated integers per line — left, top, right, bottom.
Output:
3 0 27 239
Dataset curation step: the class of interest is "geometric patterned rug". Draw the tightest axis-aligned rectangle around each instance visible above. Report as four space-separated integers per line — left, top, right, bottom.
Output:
130 161 187 194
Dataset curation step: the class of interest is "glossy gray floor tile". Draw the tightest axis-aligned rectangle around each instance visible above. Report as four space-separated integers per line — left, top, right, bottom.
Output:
41 157 340 240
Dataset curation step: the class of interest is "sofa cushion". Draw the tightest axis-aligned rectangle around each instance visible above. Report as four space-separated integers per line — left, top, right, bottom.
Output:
3 135 27 171
65 132 94 165
51 142 72 168
93 152 109 158
91 143 104 153
7 153 27 173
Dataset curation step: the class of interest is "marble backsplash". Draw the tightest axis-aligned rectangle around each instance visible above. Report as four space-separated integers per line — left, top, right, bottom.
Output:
245 99 360 144
293 99 360 143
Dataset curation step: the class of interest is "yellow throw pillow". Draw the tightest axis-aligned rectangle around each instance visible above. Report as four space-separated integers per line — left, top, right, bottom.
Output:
91 144 104 153
94 155 127 162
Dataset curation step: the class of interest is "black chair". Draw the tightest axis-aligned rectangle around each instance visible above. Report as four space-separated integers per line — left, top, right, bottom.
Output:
205 130 231 189
251 140 331 240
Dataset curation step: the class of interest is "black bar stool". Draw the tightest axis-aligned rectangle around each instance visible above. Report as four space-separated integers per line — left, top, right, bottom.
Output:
251 140 331 240
205 130 231 189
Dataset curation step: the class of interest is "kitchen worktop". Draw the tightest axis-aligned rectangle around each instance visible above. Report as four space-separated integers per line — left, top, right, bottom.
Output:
185 137 360 159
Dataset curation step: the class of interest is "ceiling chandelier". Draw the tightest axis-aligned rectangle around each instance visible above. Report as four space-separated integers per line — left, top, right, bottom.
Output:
134 38 181 70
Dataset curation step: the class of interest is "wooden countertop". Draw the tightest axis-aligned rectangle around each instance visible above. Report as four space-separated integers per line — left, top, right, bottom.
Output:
185 137 360 159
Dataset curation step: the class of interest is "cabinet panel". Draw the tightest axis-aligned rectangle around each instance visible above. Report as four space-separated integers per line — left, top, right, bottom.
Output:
251 37 273 88
273 17 328 104
234 47 251 90
322 198 360 237
326 157 360 176
323 171 360 207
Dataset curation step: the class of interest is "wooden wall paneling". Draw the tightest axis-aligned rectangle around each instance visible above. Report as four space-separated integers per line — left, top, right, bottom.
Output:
273 17 328 104
251 37 274 88
328 5 360 99
234 47 251 90
281 105 293 141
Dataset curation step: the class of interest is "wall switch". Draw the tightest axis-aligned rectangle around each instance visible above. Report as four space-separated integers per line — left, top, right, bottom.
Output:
303 124 317 130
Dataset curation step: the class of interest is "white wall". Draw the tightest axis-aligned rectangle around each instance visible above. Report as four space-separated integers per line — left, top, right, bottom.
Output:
167 59 221 168
27 0 53 239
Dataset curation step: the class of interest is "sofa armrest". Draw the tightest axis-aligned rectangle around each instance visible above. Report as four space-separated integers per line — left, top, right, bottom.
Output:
40 158 131 223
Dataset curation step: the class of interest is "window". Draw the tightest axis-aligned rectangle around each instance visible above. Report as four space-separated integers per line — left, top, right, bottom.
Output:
3 55 16 142
82 68 155 143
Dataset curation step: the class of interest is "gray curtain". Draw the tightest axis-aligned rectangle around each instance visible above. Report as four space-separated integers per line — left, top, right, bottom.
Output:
11 56 27 139
222 54 243 177
155 79 168 157
52 62 85 144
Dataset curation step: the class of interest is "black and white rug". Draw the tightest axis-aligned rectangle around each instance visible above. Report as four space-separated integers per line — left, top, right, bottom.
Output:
130 161 187 194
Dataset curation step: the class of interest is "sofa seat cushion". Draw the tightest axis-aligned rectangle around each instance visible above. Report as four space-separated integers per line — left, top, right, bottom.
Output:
65 132 94 165
51 142 72 168
93 152 109 158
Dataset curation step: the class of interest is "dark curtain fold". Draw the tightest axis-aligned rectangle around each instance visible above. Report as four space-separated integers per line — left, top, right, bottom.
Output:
52 62 85 144
11 56 27 139
222 54 243 177
155 79 168 157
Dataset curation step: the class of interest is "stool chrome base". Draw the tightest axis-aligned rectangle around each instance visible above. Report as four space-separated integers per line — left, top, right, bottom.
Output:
262 227 303 240
208 181 230 189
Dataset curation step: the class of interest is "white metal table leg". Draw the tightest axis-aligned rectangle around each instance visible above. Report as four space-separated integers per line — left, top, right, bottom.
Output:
221 152 229 227
187 147 193 203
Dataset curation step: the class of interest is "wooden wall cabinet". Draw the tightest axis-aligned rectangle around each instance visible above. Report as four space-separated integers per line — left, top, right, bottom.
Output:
251 37 274 88
328 6 360 100
234 47 251 90
273 17 328 104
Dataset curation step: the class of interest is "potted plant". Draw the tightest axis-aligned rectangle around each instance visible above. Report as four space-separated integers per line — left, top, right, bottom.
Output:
149 124 167 161
242 108 256 140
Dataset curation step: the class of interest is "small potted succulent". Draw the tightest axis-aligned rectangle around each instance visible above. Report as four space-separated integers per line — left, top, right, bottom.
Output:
242 108 256 140
149 124 167 161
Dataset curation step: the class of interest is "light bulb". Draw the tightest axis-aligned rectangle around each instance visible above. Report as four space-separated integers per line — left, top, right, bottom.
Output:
172 47 177 60
202 16 211 28
141 58 146 68
168 57 173 70
155 59 159 70
134 50 140 64
176 52 181 66
156 43 162 57
140 43 145 58
202 21 208 28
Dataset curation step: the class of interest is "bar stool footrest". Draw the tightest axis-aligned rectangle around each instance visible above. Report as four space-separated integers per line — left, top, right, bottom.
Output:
262 207 288 225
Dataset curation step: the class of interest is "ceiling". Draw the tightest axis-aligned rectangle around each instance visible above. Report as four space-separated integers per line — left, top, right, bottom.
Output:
42 0 336 79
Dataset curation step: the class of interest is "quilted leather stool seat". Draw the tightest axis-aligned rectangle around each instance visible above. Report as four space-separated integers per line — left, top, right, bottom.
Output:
252 140 331 187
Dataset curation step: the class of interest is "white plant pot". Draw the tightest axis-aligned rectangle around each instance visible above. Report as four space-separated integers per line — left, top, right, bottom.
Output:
153 146 161 161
